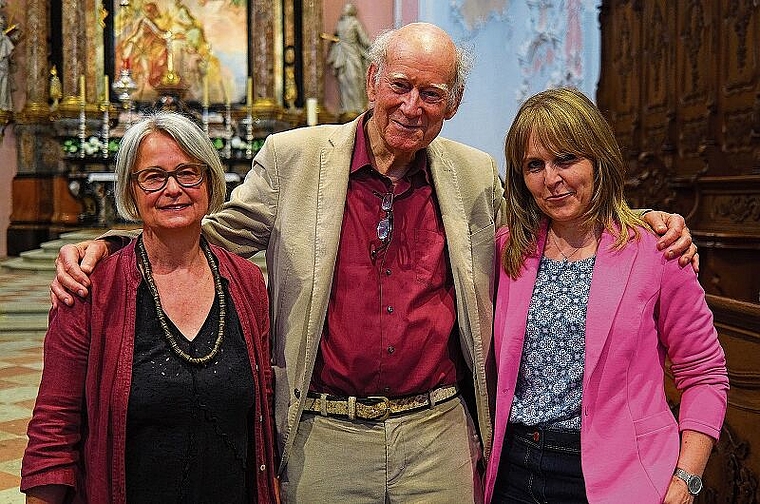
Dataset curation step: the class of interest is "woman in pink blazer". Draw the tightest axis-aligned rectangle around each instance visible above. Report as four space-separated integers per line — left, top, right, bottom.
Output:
484 88 728 504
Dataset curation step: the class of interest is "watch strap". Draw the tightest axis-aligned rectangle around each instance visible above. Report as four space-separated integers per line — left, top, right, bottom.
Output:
674 467 703 495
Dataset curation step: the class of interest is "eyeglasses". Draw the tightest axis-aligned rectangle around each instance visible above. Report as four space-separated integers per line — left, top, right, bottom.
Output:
131 163 207 192
371 191 394 259
376 192 394 242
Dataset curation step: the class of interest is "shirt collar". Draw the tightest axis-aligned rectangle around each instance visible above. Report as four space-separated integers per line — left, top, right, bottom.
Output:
351 111 430 182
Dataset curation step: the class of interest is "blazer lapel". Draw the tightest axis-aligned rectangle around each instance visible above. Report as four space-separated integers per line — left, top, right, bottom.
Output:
427 142 467 239
303 123 355 357
314 124 354 267
426 143 477 355
583 229 637 384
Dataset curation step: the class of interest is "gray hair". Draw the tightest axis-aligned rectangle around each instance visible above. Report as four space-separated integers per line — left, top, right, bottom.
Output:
114 111 226 221
367 27 474 108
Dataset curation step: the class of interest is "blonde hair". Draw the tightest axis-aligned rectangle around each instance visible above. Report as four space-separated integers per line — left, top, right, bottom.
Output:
502 87 646 278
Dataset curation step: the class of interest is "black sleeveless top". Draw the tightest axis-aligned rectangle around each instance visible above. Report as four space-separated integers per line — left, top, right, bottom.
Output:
125 280 255 504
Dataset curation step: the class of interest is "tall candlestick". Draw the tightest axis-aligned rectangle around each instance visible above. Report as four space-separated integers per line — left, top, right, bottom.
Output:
221 80 230 107
306 98 318 126
202 74 209 135
202 74 209 107
246 76 253 108
101 105 110 158
103 74 109 103
79 75 86 105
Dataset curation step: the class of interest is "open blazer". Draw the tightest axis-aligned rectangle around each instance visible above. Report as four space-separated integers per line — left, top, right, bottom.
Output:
484 223 728 503
202 113 506 473
21 241 278 503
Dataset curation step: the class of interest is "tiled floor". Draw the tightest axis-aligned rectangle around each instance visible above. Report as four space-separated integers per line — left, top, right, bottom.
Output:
0 269 51 503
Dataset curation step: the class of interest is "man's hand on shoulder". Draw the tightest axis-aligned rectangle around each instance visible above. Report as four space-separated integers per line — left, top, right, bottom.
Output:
50 239 111 308
642 210 699 273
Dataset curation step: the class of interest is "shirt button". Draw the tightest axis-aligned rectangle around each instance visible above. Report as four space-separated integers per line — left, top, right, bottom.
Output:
385 269 392 276
260 464 266 471
387 346 395 354
387 305 394 313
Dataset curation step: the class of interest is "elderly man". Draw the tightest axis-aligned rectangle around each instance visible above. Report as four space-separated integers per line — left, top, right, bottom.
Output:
52 23 695 503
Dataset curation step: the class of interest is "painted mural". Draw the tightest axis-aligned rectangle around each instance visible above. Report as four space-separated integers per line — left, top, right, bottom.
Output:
113 0 247 104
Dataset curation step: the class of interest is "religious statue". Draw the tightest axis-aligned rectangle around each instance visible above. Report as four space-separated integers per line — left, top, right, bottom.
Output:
283 46 298 110
49 65 62 110
0 14 15 112
324 3 371 119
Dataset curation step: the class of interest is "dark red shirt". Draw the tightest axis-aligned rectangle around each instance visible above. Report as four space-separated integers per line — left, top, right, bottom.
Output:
309 115 462 397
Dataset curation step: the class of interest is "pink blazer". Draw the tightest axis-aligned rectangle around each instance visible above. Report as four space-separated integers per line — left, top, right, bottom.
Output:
484 223 728 503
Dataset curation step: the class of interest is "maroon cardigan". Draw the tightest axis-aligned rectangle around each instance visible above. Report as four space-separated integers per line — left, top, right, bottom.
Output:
21 240 278 503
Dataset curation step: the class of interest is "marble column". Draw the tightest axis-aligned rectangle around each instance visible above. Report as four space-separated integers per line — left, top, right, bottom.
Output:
301 0 324 105
16 0 57 175
19 0 49 121
251 0 279 113
282 0 297 108
85 0 105 103
60 0 88 110
11 0 73 253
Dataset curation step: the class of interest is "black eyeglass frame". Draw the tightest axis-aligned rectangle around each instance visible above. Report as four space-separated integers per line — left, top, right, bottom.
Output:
131 163 208 193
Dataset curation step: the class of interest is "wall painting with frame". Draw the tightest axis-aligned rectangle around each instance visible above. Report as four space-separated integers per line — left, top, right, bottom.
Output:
112 0 248 105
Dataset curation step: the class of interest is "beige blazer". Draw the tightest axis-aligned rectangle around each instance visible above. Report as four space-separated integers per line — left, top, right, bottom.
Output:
203 115 506 473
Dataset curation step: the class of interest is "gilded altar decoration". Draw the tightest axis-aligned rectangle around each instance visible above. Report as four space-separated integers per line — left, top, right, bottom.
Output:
49 66 62 110
113 0 247 104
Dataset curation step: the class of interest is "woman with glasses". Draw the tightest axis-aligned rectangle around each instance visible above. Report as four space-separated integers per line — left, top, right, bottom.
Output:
484 88 728 503
22 112 278 503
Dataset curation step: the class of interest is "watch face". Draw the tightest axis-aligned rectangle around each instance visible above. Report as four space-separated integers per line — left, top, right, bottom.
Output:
688 476 703 494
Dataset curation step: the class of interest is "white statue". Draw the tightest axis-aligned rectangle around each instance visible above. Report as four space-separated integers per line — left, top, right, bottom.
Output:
325 4 370 118
0 15 15 111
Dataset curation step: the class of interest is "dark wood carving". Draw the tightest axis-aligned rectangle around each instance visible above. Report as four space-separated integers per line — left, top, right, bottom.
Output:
601 2 760 502
704 422 759 504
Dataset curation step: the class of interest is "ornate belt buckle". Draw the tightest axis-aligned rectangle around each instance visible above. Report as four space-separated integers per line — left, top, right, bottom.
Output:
365 396 391 421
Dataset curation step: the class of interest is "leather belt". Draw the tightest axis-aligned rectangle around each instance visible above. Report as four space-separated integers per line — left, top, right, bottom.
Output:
303 384 459 421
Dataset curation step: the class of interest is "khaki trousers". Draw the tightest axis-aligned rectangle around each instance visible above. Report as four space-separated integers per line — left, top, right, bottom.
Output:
281 396 483 504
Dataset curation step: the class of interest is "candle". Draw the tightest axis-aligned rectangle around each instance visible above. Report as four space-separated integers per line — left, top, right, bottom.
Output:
202 74 209 107
103 74 109 103
246 76 253 108
221 80 230 107
306 98 318 126
79 75 86 105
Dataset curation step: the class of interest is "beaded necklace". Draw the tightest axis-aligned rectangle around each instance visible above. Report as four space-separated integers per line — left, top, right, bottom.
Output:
136 235 226 366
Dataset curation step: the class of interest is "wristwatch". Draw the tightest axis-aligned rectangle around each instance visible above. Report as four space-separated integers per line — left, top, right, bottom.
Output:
674 468 703 495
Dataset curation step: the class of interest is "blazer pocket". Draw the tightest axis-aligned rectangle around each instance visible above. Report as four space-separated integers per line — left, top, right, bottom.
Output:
634 410 680 497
